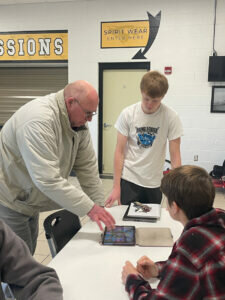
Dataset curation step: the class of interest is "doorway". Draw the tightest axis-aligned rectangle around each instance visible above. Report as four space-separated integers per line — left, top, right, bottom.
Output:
98 62 150 177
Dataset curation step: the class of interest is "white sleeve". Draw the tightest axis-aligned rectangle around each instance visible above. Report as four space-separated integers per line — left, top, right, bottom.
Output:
168 112 183 141
115 108 130 137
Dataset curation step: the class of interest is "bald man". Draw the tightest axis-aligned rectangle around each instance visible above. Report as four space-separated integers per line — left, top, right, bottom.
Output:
0 80 115 254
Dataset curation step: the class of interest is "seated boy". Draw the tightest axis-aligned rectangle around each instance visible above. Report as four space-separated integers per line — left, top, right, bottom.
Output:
122 165 225 299
0 219 63 300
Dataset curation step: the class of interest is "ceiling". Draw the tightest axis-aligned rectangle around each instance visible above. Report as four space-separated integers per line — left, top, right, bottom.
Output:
0 0 75 5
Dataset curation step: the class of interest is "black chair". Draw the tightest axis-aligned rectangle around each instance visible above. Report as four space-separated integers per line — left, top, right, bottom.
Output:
44 209 81 257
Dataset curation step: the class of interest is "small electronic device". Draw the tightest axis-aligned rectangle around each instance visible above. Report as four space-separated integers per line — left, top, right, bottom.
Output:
208 56 225 81
102 225 135 246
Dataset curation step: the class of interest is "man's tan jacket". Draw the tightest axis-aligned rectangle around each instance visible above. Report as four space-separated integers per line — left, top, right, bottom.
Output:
0 90 104 217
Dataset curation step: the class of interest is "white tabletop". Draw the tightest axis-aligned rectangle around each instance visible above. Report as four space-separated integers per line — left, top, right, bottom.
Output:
49 206 183 300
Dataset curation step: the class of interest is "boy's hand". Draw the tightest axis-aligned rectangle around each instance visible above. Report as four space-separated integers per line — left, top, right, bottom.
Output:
105 187 121 207
122 261 139 284
136 256 159 279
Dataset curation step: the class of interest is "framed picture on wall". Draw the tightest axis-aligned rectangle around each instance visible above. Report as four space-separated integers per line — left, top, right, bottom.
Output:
211 86 225 113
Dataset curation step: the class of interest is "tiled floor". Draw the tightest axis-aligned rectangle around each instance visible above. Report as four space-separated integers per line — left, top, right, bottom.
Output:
34 178 225 265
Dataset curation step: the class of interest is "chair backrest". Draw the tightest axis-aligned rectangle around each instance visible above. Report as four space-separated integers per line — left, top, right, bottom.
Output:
44 209 81 257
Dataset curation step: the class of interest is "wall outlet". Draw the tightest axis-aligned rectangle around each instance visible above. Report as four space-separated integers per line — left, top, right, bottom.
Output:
194 155 198 161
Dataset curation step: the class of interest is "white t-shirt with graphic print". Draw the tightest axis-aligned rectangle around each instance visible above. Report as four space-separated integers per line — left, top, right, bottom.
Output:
115 102 183 188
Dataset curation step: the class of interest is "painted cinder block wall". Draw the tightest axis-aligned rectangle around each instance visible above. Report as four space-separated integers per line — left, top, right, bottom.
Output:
0 0 224 172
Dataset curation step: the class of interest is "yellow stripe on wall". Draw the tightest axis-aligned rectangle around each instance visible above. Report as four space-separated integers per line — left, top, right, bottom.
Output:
0 31 68 61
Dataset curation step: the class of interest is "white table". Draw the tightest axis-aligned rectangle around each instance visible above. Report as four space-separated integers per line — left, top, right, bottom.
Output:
49 206 183 300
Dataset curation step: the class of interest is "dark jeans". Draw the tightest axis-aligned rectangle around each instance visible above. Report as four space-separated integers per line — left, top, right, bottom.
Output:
120 179 162 205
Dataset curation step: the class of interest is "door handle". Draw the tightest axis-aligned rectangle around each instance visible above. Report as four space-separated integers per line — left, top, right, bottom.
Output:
103 123 112 128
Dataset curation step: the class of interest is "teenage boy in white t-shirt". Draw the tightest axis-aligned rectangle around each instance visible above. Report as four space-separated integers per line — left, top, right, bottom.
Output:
105 70 183 207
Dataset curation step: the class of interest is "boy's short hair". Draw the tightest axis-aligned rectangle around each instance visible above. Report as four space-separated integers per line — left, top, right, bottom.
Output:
140 70 168 98
160 165 215 220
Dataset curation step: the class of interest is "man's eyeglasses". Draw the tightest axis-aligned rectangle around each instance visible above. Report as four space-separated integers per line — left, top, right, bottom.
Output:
74 99 97 118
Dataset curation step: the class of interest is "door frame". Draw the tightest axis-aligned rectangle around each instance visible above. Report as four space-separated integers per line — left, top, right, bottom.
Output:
98 62 150 175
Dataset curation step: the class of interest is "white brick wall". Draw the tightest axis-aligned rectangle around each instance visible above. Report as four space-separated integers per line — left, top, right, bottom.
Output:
0 0 224 172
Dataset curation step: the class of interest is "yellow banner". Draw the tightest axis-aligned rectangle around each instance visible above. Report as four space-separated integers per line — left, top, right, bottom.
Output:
101 21 149 48
0 31 68 61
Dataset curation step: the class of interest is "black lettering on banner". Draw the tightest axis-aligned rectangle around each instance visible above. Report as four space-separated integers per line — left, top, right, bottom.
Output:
18 39 25 56
39 38 51 56
104 29 124 35
54 38 63 55
27 38 36 56
0 39 4 56
127 28 147 35
7 39 16 56
0 35 66 58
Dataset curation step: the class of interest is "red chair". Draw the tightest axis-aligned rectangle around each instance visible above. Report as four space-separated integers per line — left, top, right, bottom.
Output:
210 160 225 189
211 177 225 189
163 159 171 175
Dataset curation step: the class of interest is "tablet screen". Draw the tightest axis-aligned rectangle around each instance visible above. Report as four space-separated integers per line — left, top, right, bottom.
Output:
102 225 135 246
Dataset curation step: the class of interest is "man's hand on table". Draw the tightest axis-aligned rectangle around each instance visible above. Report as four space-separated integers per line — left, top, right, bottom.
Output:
87 204 116 231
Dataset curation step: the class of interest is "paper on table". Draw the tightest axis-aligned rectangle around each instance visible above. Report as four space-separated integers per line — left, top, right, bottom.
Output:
127 203 161 219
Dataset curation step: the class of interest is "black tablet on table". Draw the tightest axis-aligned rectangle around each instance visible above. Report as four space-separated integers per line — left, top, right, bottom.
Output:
102 225 135 246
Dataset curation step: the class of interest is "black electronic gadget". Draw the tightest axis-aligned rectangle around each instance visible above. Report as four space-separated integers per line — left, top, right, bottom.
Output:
208 56 225 81
102 225 135 246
